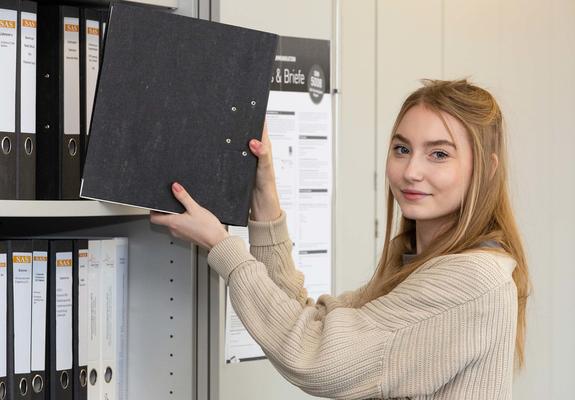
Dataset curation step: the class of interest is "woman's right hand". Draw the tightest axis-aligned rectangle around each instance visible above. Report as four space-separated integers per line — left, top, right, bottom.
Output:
248 120 282 221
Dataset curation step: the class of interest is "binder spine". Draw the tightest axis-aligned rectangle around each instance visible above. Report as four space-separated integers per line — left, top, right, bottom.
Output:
5 241 14 400
36 5 81 200
16 0 37 200
60 7 81 199
73 240 88 400
0 242 8 400
79 8 100 179
30 240 48 400
36 4 61 199
86 240 101 400
0 1 19 199
8 240 34 400
48 240 73 400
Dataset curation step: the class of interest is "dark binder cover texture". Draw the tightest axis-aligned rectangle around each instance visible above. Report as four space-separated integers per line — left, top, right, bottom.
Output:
80 2 278 226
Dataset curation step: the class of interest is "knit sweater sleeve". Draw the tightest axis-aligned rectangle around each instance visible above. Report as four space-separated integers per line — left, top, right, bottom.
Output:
207 213 516 399
246 209 367 308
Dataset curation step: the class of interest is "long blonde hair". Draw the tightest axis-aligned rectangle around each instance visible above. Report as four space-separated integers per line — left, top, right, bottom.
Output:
354 78 531 370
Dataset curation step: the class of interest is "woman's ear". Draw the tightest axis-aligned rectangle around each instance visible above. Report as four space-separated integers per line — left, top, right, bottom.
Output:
489 153 499 180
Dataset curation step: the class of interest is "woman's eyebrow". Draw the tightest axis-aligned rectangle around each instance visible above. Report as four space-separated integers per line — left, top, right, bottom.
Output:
392 133 457 150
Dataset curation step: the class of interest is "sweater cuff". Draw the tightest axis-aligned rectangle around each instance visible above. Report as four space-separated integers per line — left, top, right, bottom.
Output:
207 235 256 283
248 208 290 246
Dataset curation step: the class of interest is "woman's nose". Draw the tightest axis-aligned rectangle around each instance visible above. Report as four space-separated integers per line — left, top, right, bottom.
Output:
403 155 425 181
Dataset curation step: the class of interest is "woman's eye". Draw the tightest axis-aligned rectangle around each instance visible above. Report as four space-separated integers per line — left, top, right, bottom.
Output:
393 145 409 155
432 151 449 160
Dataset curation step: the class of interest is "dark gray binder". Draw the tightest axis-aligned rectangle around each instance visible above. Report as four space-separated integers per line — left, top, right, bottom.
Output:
80 1 278 226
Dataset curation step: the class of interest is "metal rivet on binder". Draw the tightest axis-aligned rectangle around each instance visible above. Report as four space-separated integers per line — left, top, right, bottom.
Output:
250 100 256 106
242 151 248 156
231 106 237 112
226 138 231 144
44 73 50 78
1 137 11 155
44 124 50 130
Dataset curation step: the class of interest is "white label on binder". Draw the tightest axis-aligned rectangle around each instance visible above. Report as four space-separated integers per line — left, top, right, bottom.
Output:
63 17 80 136
87 240 101 399
20 12 37 134
101 242 114 359
85 19 100 136
56 252 73 371
100 238 129 400
0 253 7 378
116 239 128 400
31 251 47 371
13 252 32 374
78 247 89 365
0 9 17 133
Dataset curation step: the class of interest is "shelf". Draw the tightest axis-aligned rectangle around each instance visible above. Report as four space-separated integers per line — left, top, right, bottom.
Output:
0 200 150 217
34 0 178 9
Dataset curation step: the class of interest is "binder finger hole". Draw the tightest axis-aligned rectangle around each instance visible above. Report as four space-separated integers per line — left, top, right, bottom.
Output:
68 138 78 156
90 369 98 385
60 371 70 390
0 381 6 400
105 367 113 383
24 137 33 156
19 378 28 396
80 369 87 387
1 137 11 155
32 375 43 394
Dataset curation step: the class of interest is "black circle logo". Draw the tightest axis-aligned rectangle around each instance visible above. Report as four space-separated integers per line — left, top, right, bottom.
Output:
307 64 325 104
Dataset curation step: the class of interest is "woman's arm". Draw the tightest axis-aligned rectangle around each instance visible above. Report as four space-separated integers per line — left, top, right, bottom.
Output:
247 208 369 308
208 243 516 399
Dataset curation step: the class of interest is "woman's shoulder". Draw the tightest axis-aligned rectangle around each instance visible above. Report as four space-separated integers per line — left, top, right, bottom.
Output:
414 248 516 289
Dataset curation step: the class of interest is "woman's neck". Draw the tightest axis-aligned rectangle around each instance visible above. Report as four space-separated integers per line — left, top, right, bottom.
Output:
415 215 456 254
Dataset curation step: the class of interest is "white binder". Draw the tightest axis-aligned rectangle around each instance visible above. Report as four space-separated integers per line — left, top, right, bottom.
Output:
87 240 101 400
100 238 128 400
78 245 89 390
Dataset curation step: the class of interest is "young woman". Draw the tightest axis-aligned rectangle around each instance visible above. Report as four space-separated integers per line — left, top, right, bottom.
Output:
151 79 531 399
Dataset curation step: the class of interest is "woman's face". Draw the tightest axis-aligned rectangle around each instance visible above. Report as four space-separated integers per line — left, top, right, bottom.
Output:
385 104 473 223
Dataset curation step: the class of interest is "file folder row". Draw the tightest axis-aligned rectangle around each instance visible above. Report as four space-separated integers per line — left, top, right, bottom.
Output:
0 1 108 200
0 238 128 400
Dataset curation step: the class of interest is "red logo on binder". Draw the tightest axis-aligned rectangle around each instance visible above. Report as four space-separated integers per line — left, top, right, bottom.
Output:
0 262 6 268
0 20 16 29
22 19 36 28
87 27 99 36
34 255 48 262
56 258 73 267
79 251 88 258
13 255 32 263
64 23 79 32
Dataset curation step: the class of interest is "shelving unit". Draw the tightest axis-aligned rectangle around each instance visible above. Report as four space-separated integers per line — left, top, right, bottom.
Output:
0 0 217 398
0 204 199 400
0 200 149 217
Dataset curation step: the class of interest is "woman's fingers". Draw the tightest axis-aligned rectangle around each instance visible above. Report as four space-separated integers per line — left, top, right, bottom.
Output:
150 210 174 226
249 120 273 158
171 182 199 213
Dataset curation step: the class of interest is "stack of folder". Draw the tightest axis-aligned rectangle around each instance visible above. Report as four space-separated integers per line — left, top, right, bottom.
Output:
0 238 128 400
0 0 108 200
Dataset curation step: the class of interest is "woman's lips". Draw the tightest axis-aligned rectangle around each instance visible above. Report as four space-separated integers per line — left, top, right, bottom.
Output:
401 191 430 200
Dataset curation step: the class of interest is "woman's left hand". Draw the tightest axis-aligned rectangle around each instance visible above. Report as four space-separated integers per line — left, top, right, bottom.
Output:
150 182 230 250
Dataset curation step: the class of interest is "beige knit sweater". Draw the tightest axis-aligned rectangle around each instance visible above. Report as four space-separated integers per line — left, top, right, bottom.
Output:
207 209 518 399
